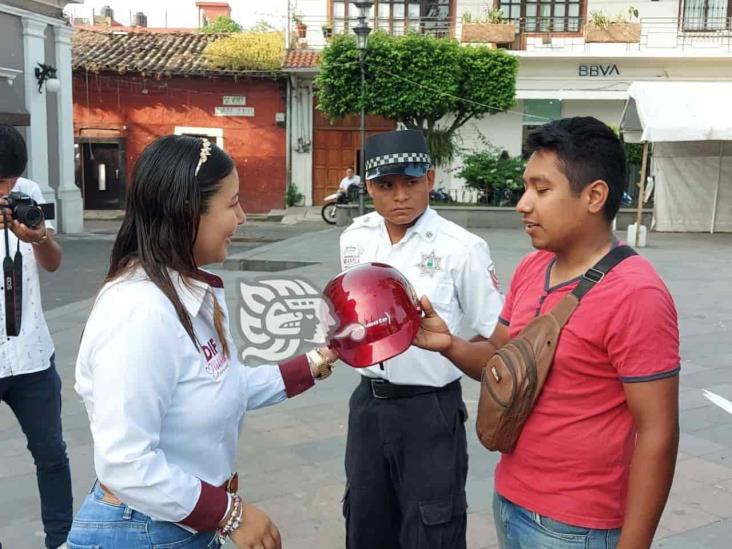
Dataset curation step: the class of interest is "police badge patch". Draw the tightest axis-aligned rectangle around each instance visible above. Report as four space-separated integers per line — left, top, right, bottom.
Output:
343 245 364 269
416 250 443 277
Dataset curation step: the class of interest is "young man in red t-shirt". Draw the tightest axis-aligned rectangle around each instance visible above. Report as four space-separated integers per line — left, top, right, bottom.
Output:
415 117 680 548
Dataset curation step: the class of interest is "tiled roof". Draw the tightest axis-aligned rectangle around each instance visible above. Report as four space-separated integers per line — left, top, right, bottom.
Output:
72 30 279 77
74 25 196 34
283 49 321 70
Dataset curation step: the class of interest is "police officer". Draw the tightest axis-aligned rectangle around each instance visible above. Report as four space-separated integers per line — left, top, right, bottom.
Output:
339 129 504 548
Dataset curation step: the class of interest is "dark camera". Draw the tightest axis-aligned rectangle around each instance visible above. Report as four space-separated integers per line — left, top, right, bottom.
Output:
3 191 55 229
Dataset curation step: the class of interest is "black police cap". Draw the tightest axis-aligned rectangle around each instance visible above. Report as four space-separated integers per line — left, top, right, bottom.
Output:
363 129 432 180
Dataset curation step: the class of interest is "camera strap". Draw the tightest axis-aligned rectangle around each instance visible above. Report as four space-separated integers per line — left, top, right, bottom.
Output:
3 210 22 337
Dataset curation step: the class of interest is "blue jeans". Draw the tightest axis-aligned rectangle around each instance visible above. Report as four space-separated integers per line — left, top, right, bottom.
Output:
493 492 621 549
0 356 72 549
67 482 219 548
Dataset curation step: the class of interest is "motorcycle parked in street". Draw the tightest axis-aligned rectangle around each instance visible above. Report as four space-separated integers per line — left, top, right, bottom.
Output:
429 186 453 203
321 183 363 225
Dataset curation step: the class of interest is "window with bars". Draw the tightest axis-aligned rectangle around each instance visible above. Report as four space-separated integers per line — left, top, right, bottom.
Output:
498 0 583 33
331 0 453 37
682 0 731 30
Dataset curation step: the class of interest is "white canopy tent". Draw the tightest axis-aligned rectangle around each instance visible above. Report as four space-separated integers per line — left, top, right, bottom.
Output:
619 81 732 235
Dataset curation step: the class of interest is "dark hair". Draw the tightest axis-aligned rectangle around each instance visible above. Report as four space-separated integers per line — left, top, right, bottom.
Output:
0 125 28 179
527 117 626 221
107 135 234 354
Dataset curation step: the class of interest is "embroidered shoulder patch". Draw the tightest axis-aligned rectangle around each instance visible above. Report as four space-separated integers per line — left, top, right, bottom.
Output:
489 267 500 290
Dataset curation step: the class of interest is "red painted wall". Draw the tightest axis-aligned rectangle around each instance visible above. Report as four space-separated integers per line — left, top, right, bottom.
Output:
73 73 286 213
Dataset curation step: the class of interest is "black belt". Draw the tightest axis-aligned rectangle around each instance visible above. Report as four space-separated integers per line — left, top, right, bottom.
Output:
361 376 457 399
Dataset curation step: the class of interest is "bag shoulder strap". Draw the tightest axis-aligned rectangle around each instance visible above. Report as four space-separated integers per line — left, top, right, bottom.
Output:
572 245 637 299
549 245 638 329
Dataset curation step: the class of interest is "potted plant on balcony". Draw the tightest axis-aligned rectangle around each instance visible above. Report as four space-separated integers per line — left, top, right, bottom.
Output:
322 20 333 40
461 9 516 44
585 6 641 43
293 13 307 39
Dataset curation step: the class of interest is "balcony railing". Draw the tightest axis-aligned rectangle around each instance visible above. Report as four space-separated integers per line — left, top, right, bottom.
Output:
335 16 453 38
288 14 732 53
642 17 732 50
517 16 582 33
493 16 732 52
290 14 454 47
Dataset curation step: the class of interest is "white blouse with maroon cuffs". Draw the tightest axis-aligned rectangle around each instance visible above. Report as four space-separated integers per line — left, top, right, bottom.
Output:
75 266 314 531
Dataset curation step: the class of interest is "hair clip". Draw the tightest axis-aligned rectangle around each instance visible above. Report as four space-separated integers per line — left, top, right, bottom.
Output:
195 138 212 176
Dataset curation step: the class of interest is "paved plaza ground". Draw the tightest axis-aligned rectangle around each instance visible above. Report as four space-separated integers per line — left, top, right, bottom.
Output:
1 215 731 548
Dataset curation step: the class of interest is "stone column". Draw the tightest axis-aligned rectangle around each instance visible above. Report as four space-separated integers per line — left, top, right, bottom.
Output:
53 25 83 233
21 17 55 205
292 79 314 206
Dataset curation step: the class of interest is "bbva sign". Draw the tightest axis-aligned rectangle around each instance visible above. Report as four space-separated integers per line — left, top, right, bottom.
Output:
578 64 620 77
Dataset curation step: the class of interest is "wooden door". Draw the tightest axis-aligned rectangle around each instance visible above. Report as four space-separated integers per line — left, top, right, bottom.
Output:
311 100 396 204
312 130 357 204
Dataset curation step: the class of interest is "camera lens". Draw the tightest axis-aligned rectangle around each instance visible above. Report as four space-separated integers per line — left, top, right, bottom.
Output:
14 204 43 229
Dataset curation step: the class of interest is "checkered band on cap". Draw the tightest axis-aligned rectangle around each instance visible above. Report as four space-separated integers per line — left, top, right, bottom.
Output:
365 152 431 171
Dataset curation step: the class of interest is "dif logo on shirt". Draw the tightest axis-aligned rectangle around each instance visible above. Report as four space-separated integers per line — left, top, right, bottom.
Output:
203 337 228 379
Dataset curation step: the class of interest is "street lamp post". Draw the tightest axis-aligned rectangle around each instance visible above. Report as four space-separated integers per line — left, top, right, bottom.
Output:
353 1 373 216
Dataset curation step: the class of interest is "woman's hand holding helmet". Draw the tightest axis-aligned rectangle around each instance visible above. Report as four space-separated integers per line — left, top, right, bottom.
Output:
306 347 338 380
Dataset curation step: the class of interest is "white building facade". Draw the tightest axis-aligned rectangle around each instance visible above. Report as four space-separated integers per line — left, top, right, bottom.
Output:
0 1 83 233
284 0 732 205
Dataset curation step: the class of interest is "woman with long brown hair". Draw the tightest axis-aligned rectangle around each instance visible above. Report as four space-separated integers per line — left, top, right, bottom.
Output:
69 135 336 549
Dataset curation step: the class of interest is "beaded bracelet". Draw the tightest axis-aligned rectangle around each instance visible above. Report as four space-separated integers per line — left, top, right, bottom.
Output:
214 493 244 545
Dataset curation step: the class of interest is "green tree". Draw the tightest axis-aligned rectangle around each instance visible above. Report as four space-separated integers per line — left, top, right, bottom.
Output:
315 32 518 166
201 15 243 34
249 20 277 32
458 148 525 205
203 32 284 71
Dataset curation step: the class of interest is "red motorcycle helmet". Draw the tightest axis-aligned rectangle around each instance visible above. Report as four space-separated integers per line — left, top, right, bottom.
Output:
322 262 422 368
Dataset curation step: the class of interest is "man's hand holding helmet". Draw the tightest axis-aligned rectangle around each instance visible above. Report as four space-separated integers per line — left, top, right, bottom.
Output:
412 295 453 353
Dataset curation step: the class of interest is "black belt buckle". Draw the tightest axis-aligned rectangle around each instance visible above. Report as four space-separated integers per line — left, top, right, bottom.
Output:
370 379 391 399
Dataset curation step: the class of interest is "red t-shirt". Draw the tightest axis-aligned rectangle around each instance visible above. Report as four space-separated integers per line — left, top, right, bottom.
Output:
495 249 680 529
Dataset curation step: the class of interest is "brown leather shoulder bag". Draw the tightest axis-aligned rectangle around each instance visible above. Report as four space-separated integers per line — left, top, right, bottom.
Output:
476 245 637 453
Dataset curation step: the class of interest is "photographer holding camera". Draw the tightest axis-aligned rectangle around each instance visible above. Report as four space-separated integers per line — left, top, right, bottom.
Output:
0 124 69 549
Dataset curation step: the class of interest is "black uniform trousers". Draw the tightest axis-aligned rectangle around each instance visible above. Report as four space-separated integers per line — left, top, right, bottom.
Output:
344 376 469 549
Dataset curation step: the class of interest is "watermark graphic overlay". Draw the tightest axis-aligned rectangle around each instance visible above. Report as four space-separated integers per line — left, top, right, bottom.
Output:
238 276 336 364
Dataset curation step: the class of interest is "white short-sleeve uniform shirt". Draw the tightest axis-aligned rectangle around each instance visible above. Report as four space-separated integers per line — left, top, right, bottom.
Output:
339 207 503 387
